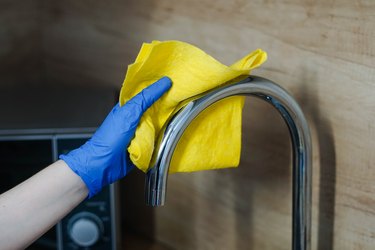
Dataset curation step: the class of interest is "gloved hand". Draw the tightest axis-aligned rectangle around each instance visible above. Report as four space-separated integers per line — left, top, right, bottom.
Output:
60 77 172 198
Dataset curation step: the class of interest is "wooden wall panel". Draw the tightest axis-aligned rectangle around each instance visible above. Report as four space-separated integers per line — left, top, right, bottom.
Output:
1 0 374 249
40 1 142 87
0 0 42 86
112 1 375 249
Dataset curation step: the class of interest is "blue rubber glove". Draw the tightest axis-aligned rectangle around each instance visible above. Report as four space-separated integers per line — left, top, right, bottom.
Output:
60 77 172 198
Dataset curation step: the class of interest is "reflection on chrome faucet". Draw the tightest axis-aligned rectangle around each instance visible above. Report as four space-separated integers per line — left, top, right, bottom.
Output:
145 76 312 250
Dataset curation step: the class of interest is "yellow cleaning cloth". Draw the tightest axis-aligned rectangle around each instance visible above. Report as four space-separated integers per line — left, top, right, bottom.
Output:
119 40 267 173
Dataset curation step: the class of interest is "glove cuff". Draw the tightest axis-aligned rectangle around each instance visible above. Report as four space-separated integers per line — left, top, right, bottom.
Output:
59 153 101 199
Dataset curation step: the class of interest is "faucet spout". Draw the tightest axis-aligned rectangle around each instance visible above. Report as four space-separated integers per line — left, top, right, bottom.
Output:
145 76 312 250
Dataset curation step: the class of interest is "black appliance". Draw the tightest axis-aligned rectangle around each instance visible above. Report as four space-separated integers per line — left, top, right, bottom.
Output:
0 85 120 249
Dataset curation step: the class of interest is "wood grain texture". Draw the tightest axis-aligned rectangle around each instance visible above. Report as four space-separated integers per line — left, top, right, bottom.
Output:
1 0 374 249
113 0 375 249
0 0 42 86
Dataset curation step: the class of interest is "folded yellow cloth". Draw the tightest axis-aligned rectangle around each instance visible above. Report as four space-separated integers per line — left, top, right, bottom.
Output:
119 40 267 173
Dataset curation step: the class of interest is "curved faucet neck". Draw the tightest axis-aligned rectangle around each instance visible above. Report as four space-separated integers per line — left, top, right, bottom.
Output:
145 76 312 250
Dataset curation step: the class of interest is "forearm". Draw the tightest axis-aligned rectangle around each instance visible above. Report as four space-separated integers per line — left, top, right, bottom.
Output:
0 77 171 250
0 160 88 250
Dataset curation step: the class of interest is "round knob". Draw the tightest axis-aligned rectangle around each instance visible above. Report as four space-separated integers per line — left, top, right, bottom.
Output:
68 213 103 247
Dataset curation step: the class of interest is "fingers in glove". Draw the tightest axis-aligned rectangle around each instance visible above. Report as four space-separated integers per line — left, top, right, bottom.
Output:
125 76 172 111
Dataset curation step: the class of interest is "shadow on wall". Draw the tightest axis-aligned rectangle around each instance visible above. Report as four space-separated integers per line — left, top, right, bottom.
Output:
119 170 158 248
121 94 293 249
232 96 292 249
296 67 337 250
211 67 337 249
120 69 337 250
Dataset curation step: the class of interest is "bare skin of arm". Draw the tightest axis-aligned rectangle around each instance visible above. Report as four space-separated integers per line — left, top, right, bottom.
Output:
0 160 88 250
0 78 172 250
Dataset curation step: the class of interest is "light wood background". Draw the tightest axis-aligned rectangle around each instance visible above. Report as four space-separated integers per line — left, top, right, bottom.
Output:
1 0 375 249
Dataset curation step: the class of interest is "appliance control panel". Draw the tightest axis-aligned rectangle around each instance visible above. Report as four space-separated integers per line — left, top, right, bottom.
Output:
58 186 115 249
57 138 117 250
68 212 104 247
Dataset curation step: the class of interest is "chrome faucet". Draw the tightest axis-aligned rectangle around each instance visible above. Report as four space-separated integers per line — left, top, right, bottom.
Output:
145 76 312 250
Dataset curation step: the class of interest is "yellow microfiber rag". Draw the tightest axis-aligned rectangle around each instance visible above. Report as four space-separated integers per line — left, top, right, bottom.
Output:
119 40 267 173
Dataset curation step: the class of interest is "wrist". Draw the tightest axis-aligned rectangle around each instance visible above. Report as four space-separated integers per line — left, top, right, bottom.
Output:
59 143 106 198
53 160 89 200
